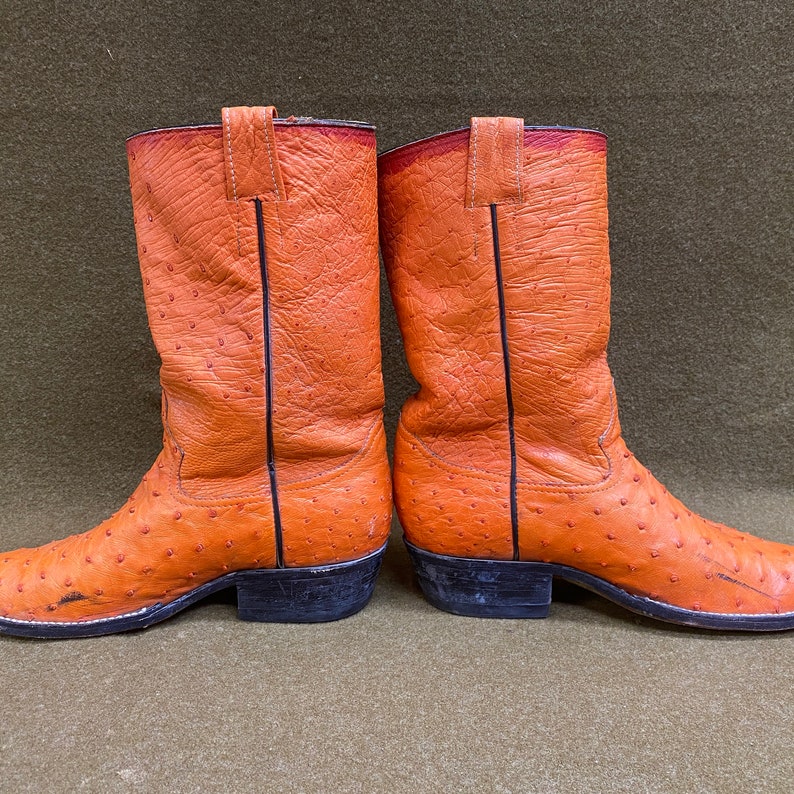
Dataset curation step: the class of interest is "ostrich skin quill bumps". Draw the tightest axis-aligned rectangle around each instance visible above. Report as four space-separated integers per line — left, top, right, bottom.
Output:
0 106 392 638
378 117 793 630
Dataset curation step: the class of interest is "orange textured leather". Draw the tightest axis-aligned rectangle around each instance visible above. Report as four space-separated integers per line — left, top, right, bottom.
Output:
379 121 793 618
466 116 525 207
222 105 286 201
0 107 391 624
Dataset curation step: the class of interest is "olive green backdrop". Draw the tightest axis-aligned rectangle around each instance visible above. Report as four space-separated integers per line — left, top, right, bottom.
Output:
0 2 791 792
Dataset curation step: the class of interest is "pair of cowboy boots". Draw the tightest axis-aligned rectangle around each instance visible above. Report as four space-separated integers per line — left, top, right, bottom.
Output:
1 107 791 638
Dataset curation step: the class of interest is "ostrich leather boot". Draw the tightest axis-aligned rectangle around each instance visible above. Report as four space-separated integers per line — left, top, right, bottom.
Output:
0 106 392 638
378 117 793 631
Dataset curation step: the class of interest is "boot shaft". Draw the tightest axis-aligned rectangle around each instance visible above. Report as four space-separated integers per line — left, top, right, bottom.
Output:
379 118 620 485
378 120 794 627
127 109 385 500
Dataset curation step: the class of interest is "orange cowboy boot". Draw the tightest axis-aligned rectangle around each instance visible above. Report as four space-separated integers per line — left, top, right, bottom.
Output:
378 117 793 630
0 106 392 638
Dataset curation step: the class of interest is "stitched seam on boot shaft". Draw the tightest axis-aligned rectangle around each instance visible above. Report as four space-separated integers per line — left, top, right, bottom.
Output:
283 419 386 491
161 417 383 507
397 419 624 496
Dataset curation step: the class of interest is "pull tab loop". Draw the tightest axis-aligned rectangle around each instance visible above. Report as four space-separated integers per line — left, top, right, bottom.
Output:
466 116 525 207
222 105 286 202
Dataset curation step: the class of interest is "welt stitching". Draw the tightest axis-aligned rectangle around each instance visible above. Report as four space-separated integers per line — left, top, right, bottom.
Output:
5 600 787 626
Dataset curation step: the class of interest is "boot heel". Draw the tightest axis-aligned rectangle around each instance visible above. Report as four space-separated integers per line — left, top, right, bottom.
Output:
405 540 553 618
234 546 385 623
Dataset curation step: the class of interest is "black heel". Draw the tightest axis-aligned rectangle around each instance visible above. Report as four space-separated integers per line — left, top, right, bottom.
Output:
235 545 386 623
405 539 553 618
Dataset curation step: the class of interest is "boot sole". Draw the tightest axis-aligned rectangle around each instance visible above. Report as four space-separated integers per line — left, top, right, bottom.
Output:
406 540 794 631
0 545 386 639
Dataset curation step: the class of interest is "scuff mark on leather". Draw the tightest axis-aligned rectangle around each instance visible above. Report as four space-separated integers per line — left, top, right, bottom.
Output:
714 572 774 600
58 591 88 605
698 553 775 599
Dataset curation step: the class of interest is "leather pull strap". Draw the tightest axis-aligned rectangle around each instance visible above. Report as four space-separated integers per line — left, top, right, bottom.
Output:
222 106 286 202
466 116 525 207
